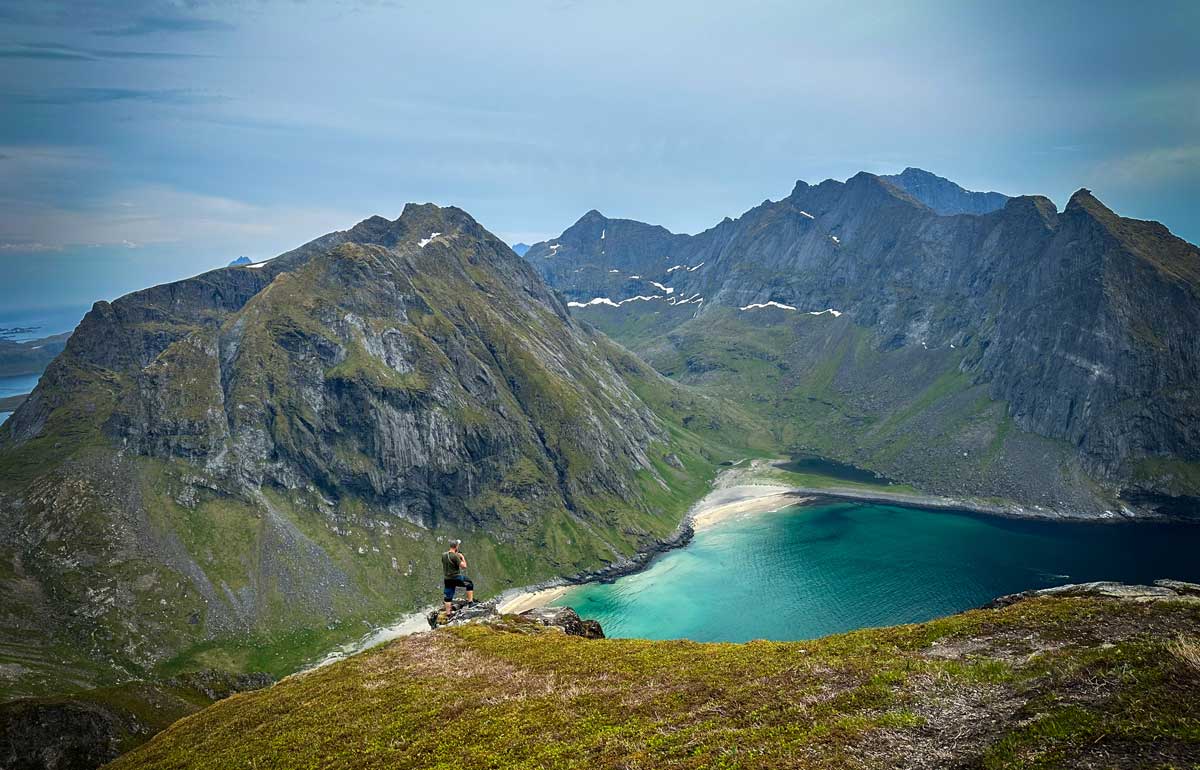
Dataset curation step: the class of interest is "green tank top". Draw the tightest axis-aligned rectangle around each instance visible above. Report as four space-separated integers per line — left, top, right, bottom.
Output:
442 550 463 578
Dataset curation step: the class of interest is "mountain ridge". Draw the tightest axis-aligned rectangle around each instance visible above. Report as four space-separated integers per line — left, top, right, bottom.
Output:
881 166 1010 215
523 170 1200 513
0 203 747 701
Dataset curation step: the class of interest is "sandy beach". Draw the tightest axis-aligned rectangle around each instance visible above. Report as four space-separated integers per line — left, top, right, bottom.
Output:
311 467 813 663
689 484 810 530
496 585 572 614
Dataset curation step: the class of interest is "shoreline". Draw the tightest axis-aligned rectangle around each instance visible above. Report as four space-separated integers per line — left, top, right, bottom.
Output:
789 485 1188 523
496 483 811 615
308 461 1196 668
313 481 812 665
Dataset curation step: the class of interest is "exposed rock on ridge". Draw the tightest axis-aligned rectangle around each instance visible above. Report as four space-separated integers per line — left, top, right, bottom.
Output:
524 172 1200 508
0 203 715 699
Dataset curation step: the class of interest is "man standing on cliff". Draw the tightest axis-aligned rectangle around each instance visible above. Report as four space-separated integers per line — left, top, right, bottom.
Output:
442 539 475 615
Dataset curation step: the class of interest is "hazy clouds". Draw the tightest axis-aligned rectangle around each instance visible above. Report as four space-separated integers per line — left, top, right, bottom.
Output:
1 0 1197 311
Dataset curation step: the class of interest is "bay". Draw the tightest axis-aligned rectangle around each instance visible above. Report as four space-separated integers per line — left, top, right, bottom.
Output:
557 501 1200 642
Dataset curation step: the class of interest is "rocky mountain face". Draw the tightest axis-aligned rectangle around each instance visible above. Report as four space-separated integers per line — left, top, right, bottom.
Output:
0 204 732 699
881 166 1009 215
524 172 1200 513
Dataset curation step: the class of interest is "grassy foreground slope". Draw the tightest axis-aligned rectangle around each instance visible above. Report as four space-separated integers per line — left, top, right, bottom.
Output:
114 591 1200 769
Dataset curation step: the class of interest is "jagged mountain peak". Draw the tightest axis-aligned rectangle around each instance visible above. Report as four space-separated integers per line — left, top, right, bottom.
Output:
838 171 933 213
882 167 1009 215
1063 189 1200 287
1064 187 1113 217
1001 195 1060 229
578 209 608 223
0 200 716 695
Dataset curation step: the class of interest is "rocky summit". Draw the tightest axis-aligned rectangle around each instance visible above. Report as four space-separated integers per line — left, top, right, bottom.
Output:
0 203 740 702
524 171 1200 516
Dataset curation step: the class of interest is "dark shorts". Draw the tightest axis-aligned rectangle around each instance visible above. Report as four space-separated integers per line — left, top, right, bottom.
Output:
443 576 474 601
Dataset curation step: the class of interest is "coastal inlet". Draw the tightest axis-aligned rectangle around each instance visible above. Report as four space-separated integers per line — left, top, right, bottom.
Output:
556 500 1200 642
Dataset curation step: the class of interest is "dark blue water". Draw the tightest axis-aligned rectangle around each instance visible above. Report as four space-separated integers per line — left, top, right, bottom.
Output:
0 373 41 399
779 454 895 484
0 305 87 343
557 502 1200 642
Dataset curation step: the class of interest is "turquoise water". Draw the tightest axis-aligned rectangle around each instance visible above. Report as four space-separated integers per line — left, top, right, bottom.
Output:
556 502 1200 642
0 411 9 426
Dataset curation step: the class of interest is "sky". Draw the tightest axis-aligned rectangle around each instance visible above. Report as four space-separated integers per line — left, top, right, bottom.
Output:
1 0 1198 313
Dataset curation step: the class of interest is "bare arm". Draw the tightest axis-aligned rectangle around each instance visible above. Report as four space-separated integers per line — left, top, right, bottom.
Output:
459 553 468 570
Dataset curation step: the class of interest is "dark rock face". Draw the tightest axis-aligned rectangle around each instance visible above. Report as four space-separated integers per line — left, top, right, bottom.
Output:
525 173 1200 504
0 672 272 770
0 203 681 699
0 700 124 770
881 167 1009 215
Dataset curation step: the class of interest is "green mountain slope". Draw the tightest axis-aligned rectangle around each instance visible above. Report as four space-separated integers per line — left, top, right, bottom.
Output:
0 204 749 700
112 586 1200 770
526 173 1200 515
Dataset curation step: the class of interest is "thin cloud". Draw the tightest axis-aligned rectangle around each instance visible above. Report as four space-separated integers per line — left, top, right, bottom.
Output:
1097 146 1200 187
0 43 210 61
5 88 225 106
95 16 233 37
0 241 59 252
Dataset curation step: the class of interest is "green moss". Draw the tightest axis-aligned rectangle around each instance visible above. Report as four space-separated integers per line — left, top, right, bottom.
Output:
326 339 428 393
112 595 1200 770
1131 457 1200 496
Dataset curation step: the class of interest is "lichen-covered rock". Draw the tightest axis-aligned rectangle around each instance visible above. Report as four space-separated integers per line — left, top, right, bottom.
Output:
983 580 1200 609
427 598 501 629
518 606 605 638
426 601 605 639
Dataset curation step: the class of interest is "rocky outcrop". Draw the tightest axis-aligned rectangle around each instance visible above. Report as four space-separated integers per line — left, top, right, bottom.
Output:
426 599 604 639
0 671 272 770
984 579 1200 609
518 606 605 638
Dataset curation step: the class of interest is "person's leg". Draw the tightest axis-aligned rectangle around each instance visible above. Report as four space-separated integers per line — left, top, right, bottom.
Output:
465 578 474 603
444 583 455 614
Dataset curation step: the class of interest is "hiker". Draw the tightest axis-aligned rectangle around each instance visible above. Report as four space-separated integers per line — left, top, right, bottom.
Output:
442 539 475 614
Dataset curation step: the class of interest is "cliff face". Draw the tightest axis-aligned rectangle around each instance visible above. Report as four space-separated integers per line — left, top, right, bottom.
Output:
524 173 1200 510
0 204 730 698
